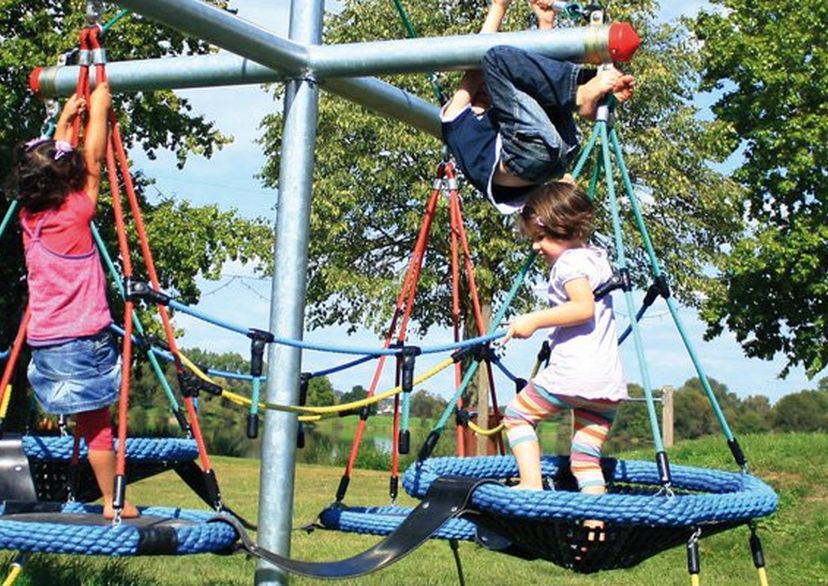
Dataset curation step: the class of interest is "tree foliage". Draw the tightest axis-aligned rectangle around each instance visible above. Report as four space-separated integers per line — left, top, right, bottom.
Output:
259 0 744 339
694 0 828 377
0 2 273 430
0 2 272 343
307 375 336 407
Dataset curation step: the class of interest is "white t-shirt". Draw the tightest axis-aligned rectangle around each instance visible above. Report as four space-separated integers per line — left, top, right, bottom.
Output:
532 247 628 401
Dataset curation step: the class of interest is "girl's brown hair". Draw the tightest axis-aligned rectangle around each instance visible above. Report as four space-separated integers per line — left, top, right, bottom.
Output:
518 180 594 243
11 140 86 212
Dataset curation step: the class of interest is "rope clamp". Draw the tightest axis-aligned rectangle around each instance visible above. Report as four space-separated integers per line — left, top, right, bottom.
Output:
91 47 107 65
77 50 92 67
125 278 171 306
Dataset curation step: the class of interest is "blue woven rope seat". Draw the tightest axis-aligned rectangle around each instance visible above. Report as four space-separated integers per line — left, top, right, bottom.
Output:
398 455 777 573
0 502 237 556
22 436 199 462
318 504 476 541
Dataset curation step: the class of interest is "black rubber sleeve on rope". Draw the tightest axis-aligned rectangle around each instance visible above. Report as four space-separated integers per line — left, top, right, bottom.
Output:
418 431 441 462
217 476 491 579
336 475 350 503
655 450 672 488
399 430 411 455
204 468 222 509
728 438 747 469
390 475 399 502
136 524 179 556
247 329 273 378
173 408 192 436
749 528 765 568
112 474 126 510
247 414 259 440
686 531 700 575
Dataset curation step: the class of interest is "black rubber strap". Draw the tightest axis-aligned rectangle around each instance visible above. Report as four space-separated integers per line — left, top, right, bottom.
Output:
214 475 490 579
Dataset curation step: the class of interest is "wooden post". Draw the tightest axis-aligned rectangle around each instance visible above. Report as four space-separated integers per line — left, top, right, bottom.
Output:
662 385 674 448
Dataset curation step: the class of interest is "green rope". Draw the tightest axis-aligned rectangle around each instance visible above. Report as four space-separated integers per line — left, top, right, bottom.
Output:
388 0 446 104
101 9 130 32
0 201 18 241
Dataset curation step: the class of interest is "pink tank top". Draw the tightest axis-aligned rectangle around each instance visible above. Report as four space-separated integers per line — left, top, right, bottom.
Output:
21 193 112 346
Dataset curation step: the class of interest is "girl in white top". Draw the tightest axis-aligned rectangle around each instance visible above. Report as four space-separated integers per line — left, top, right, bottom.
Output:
503 180 627 500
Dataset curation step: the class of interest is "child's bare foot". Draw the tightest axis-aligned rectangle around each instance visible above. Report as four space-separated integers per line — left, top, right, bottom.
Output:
576 68 624 119
103 500 139 520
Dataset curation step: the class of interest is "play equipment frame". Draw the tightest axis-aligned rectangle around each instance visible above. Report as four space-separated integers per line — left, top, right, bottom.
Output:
30 2 640 584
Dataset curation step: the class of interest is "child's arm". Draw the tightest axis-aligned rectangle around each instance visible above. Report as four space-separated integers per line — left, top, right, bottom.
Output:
443 0 513 118
83 82 111 205
529 0 557 31
53 94 86 143
503 277 594 342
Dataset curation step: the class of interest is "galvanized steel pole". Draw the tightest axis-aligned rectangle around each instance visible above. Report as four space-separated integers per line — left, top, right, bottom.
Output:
32 55 441 138
254 0 323 584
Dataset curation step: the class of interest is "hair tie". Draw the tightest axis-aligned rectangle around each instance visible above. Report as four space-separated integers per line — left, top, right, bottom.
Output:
53 140 74 161
24 137 50 151
536 217 546 228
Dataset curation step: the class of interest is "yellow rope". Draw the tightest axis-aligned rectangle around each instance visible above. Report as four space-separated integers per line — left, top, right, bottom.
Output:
2 554 26 586
179 352 455 417
757 567 769 586
467 420 504 436
0 385 12 419
690 573 700 586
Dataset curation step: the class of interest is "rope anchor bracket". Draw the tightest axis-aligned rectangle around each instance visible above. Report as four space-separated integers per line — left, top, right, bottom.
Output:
125 278 171 306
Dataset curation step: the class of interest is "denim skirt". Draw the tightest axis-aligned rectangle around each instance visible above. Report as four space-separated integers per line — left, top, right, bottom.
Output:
28 329 121 415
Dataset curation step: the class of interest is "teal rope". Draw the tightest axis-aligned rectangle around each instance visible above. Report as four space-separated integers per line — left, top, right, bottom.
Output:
571 124 599 179
91 224 182 413
598 122 664 453
101 9 130 32
0 200 18 241
608 127 737 443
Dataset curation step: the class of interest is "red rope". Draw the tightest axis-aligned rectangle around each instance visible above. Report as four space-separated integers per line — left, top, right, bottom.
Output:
0 308 31 421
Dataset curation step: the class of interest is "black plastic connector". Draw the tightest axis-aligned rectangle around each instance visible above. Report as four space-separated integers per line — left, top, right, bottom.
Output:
124 278 171 305
514 377 527 393
455 408 471 427
398 429 410 455
618 268 632 292
246 413 258 439
247 329 274 377
593 273 624 301
179 371 222 398
400 346 420 395
536 340 551 364
450 347 470 363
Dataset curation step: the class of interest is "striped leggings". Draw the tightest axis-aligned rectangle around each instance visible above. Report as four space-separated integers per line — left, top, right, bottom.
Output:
504 383 618 491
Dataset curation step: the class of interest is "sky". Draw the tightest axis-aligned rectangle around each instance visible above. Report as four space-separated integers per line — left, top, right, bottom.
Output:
128 0 824 406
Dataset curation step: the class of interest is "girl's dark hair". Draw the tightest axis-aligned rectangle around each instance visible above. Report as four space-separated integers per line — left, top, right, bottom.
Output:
12 140 86 212
518 180 594 243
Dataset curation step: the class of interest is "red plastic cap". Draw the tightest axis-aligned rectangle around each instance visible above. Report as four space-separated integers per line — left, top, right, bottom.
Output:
608 22 641 63
29 67 42 95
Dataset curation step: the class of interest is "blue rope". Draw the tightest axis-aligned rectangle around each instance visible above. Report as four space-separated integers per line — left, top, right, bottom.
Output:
491 358 518 383
310 354 378 378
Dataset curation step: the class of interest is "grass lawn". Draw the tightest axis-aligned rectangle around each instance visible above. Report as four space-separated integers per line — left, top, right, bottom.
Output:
1 433 826 585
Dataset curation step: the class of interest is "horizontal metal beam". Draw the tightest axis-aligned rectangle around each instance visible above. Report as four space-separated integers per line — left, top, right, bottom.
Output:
306 26 622 78
32 55 441 138
115 0 639 79
115 0 308 75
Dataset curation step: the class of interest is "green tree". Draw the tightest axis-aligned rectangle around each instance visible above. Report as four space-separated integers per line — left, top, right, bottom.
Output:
694 1 828 377
307 376 336 407
340 384 376 415
0 3 273 429
410 389 448 419
772 390 828 433
259 0 744 342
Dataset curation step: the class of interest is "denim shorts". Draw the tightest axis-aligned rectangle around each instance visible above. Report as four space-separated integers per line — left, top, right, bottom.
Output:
28 329 121 415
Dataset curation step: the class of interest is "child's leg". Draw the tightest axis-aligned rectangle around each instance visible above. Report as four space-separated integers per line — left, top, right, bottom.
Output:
483 46 581 182
76 408 138 519
569 402 618 495
503 383 566 489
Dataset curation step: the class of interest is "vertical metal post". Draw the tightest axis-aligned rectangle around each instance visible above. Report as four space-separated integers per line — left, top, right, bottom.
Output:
255 0 323 584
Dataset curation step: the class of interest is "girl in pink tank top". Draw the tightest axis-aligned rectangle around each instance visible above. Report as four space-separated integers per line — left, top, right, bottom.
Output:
12 83 137 519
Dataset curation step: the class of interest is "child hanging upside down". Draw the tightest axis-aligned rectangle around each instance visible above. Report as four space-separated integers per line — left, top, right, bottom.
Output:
501 181 627 538
441 0 635 213
11 82 138 519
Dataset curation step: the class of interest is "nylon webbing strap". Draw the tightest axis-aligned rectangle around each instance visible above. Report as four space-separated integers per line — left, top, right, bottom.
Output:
219 476 490 579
